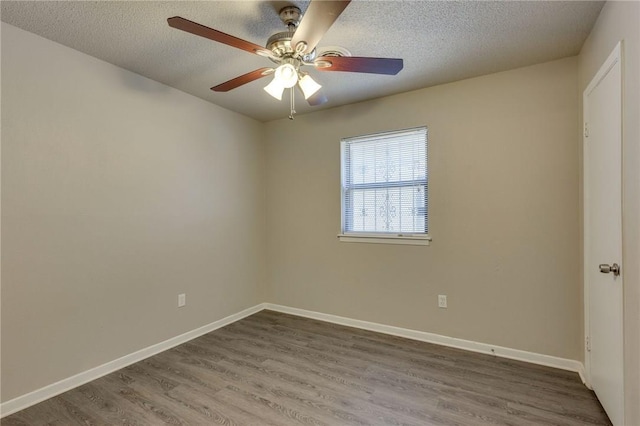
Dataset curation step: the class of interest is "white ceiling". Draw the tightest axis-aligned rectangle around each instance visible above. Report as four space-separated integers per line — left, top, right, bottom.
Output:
1 1 604 122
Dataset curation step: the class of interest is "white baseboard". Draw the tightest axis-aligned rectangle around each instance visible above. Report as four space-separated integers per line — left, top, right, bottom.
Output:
2 301 586 418
579 365 590 388
264 303 585 375
0 303 266 418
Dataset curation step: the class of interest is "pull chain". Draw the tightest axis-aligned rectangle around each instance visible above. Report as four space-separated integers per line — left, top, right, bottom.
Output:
288 87 296 120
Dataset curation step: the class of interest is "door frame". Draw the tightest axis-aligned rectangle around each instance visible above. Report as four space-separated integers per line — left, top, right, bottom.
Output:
583 41 623 390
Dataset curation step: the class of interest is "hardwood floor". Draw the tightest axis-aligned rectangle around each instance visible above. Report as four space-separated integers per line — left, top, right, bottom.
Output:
2 310 611 425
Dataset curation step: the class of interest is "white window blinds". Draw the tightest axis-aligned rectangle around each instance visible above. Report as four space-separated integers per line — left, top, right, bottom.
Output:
341 127 428 235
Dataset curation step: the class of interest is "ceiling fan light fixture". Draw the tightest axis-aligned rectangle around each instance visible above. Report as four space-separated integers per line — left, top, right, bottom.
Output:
274 63 298 88
264 78 286 100
298 74 322 99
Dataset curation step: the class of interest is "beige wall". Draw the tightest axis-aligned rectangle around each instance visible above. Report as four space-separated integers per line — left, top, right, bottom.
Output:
578 2 640 424
265 57 581 361
1 24 266 402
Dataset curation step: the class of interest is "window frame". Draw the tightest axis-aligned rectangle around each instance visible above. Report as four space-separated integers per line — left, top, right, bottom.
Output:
338 126 431 246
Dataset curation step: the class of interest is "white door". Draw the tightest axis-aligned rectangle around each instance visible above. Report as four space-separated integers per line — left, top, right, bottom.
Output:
584 42 624 426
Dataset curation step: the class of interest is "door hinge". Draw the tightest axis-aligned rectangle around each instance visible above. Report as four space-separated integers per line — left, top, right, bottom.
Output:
586 336 591 352
584 122 589 138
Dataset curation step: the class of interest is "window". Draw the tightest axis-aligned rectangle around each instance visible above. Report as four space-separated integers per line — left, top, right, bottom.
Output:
340 127 429 245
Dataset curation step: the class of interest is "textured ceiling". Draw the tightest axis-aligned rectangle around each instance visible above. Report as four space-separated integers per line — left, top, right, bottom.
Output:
1 1 604 122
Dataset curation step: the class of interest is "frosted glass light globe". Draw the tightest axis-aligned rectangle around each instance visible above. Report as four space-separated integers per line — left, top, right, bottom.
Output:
275 63 298 88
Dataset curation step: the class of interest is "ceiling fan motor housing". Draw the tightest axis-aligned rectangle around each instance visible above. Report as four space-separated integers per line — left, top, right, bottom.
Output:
266 31 316 63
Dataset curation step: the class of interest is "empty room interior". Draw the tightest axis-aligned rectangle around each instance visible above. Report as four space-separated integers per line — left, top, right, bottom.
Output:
1 1 639 425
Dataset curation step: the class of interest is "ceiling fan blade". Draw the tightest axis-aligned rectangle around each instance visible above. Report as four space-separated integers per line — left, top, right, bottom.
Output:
315 56 403 75
168 16 272 57
291 0 351 55
306 90 328 106
211 68 274 92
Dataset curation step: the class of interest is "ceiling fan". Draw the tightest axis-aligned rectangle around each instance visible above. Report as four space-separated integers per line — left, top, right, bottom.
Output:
167 0 403 118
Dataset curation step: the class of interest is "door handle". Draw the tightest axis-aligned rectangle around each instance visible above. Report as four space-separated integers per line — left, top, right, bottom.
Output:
599 263 621 276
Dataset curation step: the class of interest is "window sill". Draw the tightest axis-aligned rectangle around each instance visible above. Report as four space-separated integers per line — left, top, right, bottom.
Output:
337 233 431 246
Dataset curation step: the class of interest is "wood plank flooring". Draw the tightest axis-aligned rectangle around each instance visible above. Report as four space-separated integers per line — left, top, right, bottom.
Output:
2 310 611 425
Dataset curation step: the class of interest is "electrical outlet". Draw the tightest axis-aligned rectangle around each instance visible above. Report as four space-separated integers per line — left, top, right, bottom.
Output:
438 295 447 308
178 293 186 307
